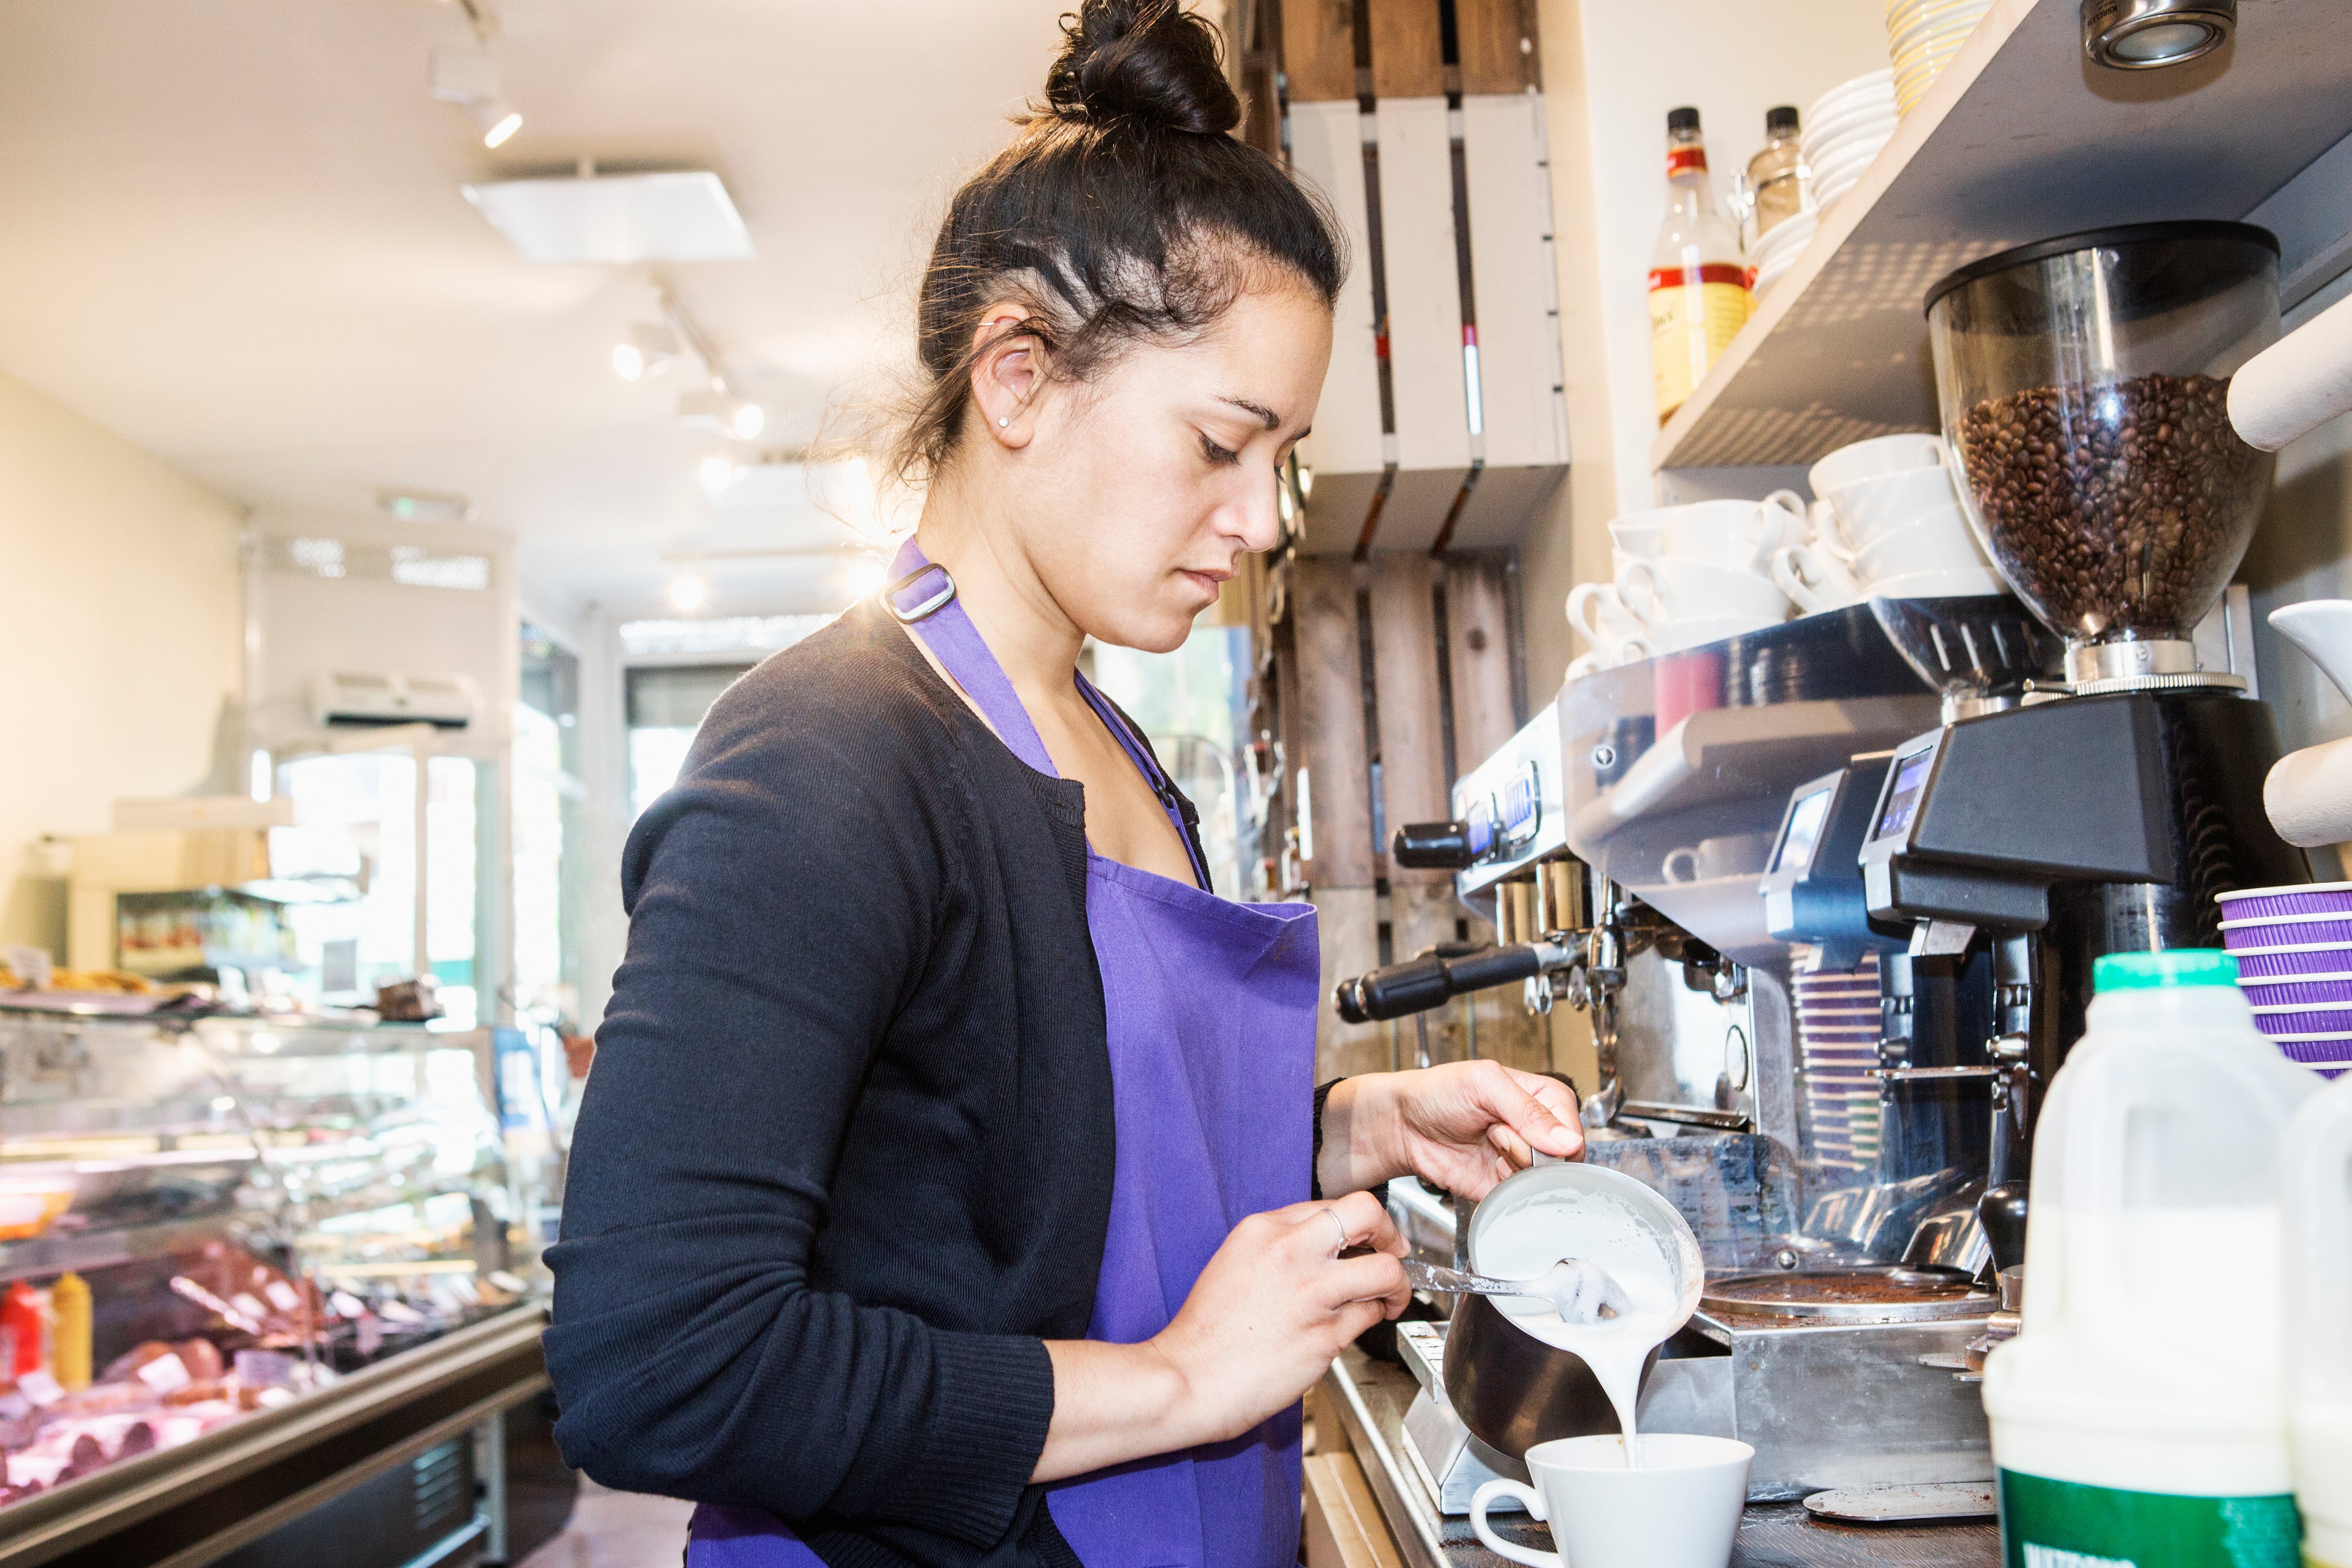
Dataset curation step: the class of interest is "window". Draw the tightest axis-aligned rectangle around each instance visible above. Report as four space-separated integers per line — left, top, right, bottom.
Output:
625 664 755 818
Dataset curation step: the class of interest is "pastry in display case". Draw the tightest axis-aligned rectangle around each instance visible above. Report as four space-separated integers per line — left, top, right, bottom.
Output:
0 1002 551 1568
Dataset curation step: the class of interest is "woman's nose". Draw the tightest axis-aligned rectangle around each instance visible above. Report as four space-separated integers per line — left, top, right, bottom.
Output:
1226 478 1282 554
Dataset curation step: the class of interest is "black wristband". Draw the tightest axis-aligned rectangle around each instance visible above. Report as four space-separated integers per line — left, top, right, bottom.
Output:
1310 1077 1340 1200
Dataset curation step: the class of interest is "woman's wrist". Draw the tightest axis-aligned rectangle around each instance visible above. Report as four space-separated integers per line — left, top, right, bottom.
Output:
1315 1075 1404 1196
1033 1337 1202 1482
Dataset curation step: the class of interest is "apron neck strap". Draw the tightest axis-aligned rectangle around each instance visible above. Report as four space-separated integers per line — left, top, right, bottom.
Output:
884 536 1059 779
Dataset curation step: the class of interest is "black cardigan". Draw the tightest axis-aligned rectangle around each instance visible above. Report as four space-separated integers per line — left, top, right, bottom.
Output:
545 603 1139 1567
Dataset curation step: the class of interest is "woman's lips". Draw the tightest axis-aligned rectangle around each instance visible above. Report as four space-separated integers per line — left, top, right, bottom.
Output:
1179 569 1224 599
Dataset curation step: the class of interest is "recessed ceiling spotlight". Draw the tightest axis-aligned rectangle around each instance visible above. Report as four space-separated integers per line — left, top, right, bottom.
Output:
429 48 524 149
668 571 711 613
2081 0 2234 68
613 322 682 382
678 391 765 442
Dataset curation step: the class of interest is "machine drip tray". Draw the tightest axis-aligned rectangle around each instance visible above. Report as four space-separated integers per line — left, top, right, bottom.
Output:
1700 1265 1997 1325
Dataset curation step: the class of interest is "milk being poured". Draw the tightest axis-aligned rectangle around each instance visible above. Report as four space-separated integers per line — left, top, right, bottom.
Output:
1475 1187 1685 1466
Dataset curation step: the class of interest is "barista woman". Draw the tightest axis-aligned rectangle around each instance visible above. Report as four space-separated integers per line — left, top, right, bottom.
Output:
544 5 1583 1565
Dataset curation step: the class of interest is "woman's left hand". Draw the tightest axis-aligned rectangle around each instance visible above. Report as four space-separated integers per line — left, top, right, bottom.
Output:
1317 1062 1584 1202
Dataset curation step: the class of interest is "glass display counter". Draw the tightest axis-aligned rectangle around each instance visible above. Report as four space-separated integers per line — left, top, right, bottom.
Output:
0 1004 552 1568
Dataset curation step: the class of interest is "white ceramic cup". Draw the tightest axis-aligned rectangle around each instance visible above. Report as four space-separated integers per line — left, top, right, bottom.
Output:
1807 432 1947 499
1770 543 1866 614
1568 581 1643 655
1471 1433 1756 1568
1825 466 1968 554
1566 650 1605 682
1662 832 1778 884
1619 556 1791 627
1610 494 1806 575
1866 565 2011 600
1853 514 1989 581
1607 519 1668 561
1613 612 1783 658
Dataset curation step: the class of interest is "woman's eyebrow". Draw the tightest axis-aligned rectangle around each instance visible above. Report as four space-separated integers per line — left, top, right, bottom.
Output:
1218 396 1282 430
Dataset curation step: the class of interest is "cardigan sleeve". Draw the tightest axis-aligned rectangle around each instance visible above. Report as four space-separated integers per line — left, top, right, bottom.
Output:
541 670 1054 1550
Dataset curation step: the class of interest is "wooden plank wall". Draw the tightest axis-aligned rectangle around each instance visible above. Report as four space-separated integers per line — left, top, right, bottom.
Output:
1288 551 1549 1083
1279 0 1542 103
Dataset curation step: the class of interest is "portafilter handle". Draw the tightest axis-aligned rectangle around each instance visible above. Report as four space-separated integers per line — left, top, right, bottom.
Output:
1333 942 1558 1023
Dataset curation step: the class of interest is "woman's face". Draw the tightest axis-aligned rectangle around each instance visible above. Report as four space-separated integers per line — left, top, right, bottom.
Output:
992 280 1333 654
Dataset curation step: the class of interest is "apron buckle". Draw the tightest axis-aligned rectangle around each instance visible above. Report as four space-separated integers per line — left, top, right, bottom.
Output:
885 562 958 624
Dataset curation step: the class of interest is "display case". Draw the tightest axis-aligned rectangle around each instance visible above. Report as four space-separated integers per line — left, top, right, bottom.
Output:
0 1003 551 1568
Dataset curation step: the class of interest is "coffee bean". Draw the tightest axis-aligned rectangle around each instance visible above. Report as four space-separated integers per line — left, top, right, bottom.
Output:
1954 372 2267 641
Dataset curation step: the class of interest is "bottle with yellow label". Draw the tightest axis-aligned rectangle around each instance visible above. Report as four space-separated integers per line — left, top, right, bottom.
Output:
49 1272 89 1392
1650 106 1751 425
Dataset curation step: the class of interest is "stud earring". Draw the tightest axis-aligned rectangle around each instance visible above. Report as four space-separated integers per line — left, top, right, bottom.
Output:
998 416 1010 428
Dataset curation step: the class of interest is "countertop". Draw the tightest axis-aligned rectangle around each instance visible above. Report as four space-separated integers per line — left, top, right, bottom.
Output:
1317 1347 2001 1568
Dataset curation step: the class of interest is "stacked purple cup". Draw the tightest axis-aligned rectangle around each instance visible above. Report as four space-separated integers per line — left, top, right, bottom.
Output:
2217 882 2352 1077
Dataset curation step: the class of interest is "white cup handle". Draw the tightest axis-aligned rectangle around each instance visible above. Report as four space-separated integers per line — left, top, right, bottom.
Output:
1619 559 1663 626
1566 581 1615 647
1471 1480 1561 1568
1614 632 1658 664
1762 488 1806 526
1771 546 1830 614
1663 846 1701 883
1566 651 1603 681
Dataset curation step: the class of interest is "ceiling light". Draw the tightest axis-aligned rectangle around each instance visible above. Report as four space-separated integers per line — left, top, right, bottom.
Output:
678 391 764 441
668 572 711 613
696 455 740 493
461 171 755 264
429 48 524 147
475 101 524 149
842 557 887 601
613 322 681 382
2081 0 2234 68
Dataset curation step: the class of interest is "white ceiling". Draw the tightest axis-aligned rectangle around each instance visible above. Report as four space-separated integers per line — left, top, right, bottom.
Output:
0 0 1073 626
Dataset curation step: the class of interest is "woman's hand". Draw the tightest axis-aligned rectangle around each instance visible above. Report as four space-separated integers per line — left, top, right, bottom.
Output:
1031 1190 1406 1481
1317 1061 1584 1202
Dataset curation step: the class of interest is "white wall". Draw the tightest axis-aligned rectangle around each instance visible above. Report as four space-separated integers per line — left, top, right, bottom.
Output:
0 372 244 956
1522 0 1891 694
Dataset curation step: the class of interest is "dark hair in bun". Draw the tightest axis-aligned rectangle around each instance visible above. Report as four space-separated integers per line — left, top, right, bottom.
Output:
893 0 1344 485
1040 0 1239 134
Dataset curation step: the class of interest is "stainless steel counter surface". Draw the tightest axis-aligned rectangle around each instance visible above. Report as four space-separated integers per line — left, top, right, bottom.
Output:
1318 1347 2000 1568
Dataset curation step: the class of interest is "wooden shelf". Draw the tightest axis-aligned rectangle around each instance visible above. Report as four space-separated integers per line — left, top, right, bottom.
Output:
1653 0 2352 473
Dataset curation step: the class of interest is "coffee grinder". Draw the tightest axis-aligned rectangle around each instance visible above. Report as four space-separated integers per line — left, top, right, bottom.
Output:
1857 222 2312 1258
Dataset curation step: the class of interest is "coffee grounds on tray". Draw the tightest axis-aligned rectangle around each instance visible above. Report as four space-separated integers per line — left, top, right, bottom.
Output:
1955 372 2267 641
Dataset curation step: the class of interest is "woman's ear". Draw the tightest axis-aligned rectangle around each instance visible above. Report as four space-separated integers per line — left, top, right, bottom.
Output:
968 301 1042 450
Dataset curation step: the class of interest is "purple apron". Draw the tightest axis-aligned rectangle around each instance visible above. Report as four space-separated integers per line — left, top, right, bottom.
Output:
687 541 1320 1568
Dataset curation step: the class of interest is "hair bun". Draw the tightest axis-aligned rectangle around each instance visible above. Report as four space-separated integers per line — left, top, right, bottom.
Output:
1041 0 1240 136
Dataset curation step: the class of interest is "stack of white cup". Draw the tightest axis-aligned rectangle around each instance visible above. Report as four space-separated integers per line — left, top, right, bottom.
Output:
1566 493 1805 678
1767 434 2007 614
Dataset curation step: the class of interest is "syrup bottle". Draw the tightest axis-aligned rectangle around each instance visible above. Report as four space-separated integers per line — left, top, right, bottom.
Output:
1648 106 1751 425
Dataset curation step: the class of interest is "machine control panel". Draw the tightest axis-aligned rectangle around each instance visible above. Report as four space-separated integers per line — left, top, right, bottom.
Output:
1759 752 1908 967
1448 702 1567 901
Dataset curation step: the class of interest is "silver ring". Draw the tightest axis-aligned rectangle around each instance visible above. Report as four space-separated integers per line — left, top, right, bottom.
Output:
1323 1206 1348 1253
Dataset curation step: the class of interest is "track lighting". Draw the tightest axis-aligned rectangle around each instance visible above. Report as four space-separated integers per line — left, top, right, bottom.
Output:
613 322 682 382
668 571 711 613
678 390 765 442
429 49 524 149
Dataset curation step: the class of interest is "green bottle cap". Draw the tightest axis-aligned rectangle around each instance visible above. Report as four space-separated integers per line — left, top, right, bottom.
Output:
2092 950 2239 992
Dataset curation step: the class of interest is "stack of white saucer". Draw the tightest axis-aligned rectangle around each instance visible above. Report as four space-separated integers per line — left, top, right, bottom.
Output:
1803 69 1898 215
1766 434 2005 614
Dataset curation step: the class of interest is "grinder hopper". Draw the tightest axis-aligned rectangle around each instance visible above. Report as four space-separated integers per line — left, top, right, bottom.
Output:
1925 222 2280 690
